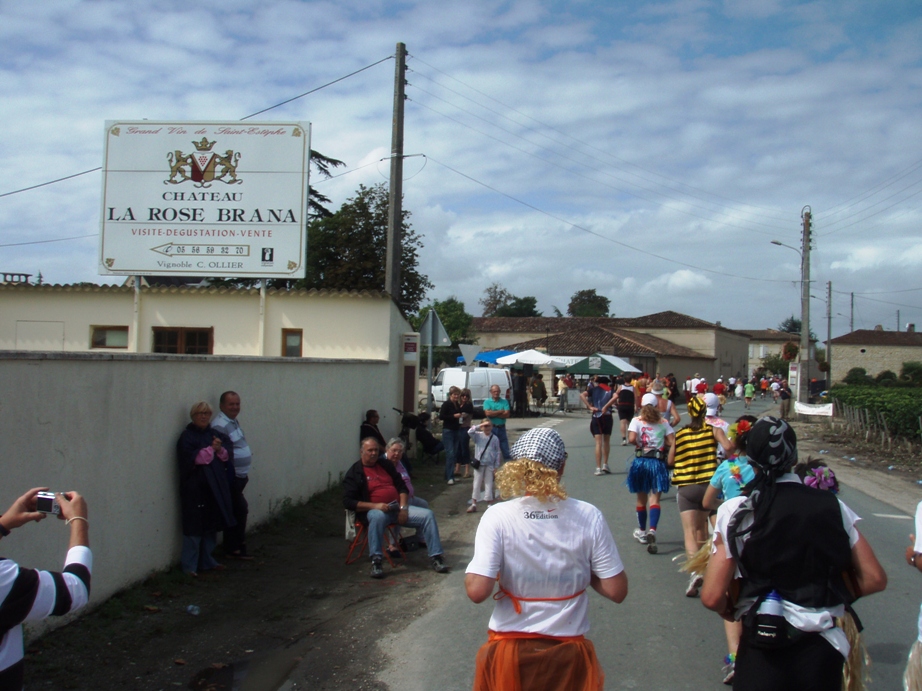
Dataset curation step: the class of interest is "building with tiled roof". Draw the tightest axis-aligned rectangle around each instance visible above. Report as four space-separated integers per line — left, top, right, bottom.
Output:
829 325 922 383
500 325 715 377
474 311 749 381
737 328 804 373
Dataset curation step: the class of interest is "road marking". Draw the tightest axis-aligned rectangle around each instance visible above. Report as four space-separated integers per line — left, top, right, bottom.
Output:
872 513 912 520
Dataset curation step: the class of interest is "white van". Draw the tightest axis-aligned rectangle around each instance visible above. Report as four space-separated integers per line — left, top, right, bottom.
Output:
430 367 512 407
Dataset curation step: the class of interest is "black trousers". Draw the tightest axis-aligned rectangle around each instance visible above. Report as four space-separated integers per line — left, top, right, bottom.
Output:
734 631 843 691
223 475 249 555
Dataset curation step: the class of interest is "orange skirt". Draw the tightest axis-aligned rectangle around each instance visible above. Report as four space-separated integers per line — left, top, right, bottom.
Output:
473 631 604 691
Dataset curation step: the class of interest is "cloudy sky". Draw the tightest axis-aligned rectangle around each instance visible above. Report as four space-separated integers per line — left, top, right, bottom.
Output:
2 0 921 339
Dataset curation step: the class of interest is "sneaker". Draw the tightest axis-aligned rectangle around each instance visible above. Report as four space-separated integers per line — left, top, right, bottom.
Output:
602 463 611 474
721 656 735 685
594 468 604 476
646 531 658 554
430 555 450 573
632 528 648 544
685 573 704 598
621 438 627 445
370 557 384 579
447 479 454 485
466 503 477 513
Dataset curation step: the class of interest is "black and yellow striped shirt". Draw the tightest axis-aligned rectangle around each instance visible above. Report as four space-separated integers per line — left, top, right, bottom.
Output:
671 426 718 486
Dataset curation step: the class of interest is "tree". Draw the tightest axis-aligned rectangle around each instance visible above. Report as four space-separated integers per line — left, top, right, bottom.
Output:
778 315 817 340
494 296 541 318
567 289 611 317
761 353 790 376
479 283 512 317
302 183 432 312
412 297 476 368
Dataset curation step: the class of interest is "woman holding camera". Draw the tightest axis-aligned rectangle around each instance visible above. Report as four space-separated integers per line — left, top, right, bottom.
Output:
177 401 236 576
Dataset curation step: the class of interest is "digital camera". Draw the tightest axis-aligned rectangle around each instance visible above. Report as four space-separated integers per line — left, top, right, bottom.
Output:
36 491 61 515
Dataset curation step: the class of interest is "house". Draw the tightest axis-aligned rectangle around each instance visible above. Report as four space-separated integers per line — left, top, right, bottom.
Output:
737 329 801 374
501 325 714 378
829 325 922 383
472 311 749 381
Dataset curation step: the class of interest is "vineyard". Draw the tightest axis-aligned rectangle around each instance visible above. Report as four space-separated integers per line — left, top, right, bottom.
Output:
828 385 922 445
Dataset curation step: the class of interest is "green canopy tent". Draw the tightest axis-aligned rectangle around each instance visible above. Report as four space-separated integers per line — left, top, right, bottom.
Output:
565 353 641 376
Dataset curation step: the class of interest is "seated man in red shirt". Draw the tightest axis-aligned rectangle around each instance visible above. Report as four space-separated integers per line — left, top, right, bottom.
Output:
343 438 450 579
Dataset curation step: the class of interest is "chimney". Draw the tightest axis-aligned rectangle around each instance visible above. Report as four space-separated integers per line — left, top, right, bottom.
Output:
909 324 916 333
874 325 883 331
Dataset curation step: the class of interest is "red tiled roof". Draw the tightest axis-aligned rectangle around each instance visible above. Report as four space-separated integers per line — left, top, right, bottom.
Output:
473 311 743 335
830 330 922 346
738 329 800 342
499 325 712 359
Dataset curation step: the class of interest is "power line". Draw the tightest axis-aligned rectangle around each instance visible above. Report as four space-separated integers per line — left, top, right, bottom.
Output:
423 154 797 285
409 55 793 223
0 55 394 199
0 233 98 248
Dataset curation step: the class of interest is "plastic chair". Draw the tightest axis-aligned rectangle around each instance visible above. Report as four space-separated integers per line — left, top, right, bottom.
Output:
345 511 405 566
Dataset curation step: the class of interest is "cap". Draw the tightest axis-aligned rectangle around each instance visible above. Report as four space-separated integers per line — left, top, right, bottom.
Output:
704 392 720 415
641 393 658 406
511 428 567 471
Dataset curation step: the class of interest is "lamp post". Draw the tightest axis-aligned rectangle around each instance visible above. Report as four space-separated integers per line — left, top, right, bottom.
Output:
771 206 812 407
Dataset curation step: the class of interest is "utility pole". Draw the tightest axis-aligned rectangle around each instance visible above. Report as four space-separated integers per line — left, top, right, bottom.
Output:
897 311 901 331
826 281 832 383
385 42 407 306
850 293 854 332
798 206 811 406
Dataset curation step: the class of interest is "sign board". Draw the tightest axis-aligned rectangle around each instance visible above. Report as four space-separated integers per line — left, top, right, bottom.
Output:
418 310 451 347
403 334 419 362
794 402 833 417
99 121 310 277
588 356 602 371
459 344 481 365
788 362 800 398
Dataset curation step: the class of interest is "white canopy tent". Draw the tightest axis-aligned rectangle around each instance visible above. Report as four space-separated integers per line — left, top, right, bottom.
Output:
496 349 568 369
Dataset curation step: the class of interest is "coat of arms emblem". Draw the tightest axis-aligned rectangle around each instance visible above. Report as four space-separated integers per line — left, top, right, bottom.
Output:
165 137 242 188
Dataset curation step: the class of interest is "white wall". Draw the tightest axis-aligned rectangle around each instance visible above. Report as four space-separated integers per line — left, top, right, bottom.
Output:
0 346 409 608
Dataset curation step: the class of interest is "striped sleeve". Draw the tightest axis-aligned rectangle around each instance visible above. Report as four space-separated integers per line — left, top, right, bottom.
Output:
0 547 92 682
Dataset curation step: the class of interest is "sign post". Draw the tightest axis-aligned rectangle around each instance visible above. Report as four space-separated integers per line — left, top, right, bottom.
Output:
99 121 310 278
419 311 451 416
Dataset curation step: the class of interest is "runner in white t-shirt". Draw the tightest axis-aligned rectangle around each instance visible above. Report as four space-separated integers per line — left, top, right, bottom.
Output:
465 428 628 690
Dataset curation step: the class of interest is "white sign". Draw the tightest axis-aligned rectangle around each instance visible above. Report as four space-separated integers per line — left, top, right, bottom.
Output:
794 402 834 417
99 121 311 277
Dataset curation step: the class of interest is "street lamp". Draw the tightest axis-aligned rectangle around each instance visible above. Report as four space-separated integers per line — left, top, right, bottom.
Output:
770 205 812 407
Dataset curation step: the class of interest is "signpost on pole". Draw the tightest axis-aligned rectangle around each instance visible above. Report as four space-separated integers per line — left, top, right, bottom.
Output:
419 310 451 416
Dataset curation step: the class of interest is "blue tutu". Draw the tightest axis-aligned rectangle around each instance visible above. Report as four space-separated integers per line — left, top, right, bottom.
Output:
626 455 671 494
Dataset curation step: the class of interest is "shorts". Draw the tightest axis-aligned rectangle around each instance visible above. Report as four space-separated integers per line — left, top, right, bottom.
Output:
589 415 614 436
617 406 633 421
676 484 708 512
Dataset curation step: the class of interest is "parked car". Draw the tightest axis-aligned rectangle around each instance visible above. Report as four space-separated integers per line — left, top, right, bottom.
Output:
430 367 512 408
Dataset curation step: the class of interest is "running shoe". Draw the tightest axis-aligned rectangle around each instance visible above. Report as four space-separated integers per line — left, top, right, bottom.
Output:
721 656 735 685
466 503 477 513
685 573 704 597
632 528 648 544
594 468 604 476
621 437 627 445
601 463 612 474
646 531 658 554
370 557 384 579
447 479 454 485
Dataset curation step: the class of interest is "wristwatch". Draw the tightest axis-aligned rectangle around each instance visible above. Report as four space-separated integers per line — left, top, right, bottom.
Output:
0 519 10 537
399 505 409 511
912 553 918 566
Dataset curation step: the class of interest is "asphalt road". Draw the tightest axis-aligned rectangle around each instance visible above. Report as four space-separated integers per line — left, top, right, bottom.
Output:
379 397 920 690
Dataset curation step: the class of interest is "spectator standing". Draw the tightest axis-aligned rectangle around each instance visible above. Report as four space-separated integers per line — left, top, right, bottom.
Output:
212 391 255 560
177 401 236 576
456 389 475 480
465 428 628 690
778 381 793 420
531 373 548 409
439 386 464 485
556 374 569 414
0 488 91 690
512 370 528 418
467 420 503 513
483 384 513 461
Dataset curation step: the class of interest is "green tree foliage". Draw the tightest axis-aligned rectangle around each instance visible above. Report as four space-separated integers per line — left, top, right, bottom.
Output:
479 284 541 317
778 315 816 340
303 183 433 312
495 296 541 317
761 353 790 376
567 289 611 317
901 361 922 385
843 367 874 386
412 297 476 368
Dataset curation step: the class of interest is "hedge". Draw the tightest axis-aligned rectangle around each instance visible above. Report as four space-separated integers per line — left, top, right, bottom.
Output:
828 386 922 439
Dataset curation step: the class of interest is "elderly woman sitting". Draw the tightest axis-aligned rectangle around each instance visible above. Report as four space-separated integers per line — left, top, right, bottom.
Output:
176 401 237 576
